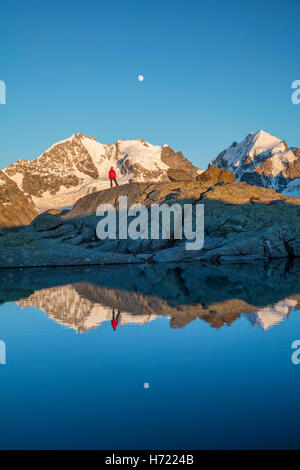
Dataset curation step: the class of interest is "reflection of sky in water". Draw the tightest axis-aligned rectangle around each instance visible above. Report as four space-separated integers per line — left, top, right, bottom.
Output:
0 262 299 449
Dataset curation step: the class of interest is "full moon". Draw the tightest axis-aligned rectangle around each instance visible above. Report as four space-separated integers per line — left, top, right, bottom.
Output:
138 75 144 82
144 382 150 389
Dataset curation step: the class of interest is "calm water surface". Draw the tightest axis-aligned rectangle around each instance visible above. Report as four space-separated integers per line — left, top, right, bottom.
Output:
0 261 299 449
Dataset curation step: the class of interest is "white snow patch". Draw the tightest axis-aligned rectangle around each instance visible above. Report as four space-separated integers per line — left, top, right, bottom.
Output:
265 150 296 177
80 136 107 167
4 172 24 190
32 173 130 213
117 140 168 173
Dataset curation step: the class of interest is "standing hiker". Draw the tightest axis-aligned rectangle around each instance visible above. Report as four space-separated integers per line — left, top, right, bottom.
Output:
109 167 118 187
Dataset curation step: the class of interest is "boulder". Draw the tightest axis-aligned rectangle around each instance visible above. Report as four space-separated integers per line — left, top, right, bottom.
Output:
42 208 65 215
33 213 63 232
196 166 235 184
196 166 221 184
202 182 286 205
41 224 76 238
167 169 194 182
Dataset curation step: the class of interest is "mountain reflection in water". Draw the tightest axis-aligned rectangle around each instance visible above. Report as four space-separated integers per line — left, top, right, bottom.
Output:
1 259 299 332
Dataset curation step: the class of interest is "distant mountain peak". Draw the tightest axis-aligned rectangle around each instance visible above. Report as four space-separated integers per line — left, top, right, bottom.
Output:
209 129 300 196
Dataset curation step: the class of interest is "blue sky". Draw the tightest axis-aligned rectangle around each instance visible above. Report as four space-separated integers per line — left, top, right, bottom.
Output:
1 0 300 169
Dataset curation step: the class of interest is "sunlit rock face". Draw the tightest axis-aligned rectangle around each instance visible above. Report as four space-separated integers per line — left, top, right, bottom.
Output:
0 170 37 229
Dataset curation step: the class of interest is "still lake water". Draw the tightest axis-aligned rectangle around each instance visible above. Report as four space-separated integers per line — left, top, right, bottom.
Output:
0 260 299 449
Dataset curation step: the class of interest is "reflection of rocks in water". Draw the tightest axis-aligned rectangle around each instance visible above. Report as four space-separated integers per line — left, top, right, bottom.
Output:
17 285 160 332
1 259 299 330
16 284 300 332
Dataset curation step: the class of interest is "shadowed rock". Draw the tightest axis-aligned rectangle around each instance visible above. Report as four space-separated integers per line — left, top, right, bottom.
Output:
0 179 299 267
33 213 63 232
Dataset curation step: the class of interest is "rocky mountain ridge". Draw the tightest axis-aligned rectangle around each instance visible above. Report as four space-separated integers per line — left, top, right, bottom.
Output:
1 133 200 224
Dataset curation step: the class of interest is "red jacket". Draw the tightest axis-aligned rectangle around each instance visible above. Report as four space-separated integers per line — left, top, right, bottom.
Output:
109 169 116 179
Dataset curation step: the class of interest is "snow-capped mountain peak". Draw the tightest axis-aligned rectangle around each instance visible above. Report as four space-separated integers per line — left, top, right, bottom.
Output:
2 133 200 213
209 129 300 195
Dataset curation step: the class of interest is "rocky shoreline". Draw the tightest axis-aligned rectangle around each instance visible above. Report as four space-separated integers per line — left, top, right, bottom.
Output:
0 167 299 268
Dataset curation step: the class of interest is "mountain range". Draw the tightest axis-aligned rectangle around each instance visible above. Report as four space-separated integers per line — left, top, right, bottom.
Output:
0 129 299 229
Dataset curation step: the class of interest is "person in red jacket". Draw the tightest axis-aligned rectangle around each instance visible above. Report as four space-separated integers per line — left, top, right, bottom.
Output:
109 167 118 187
111 309 120 331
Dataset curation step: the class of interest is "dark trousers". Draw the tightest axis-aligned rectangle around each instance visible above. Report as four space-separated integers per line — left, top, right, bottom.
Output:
110 178 118 187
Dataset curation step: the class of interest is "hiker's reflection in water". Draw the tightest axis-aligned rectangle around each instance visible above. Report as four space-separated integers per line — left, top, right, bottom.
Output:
111 309 120 331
